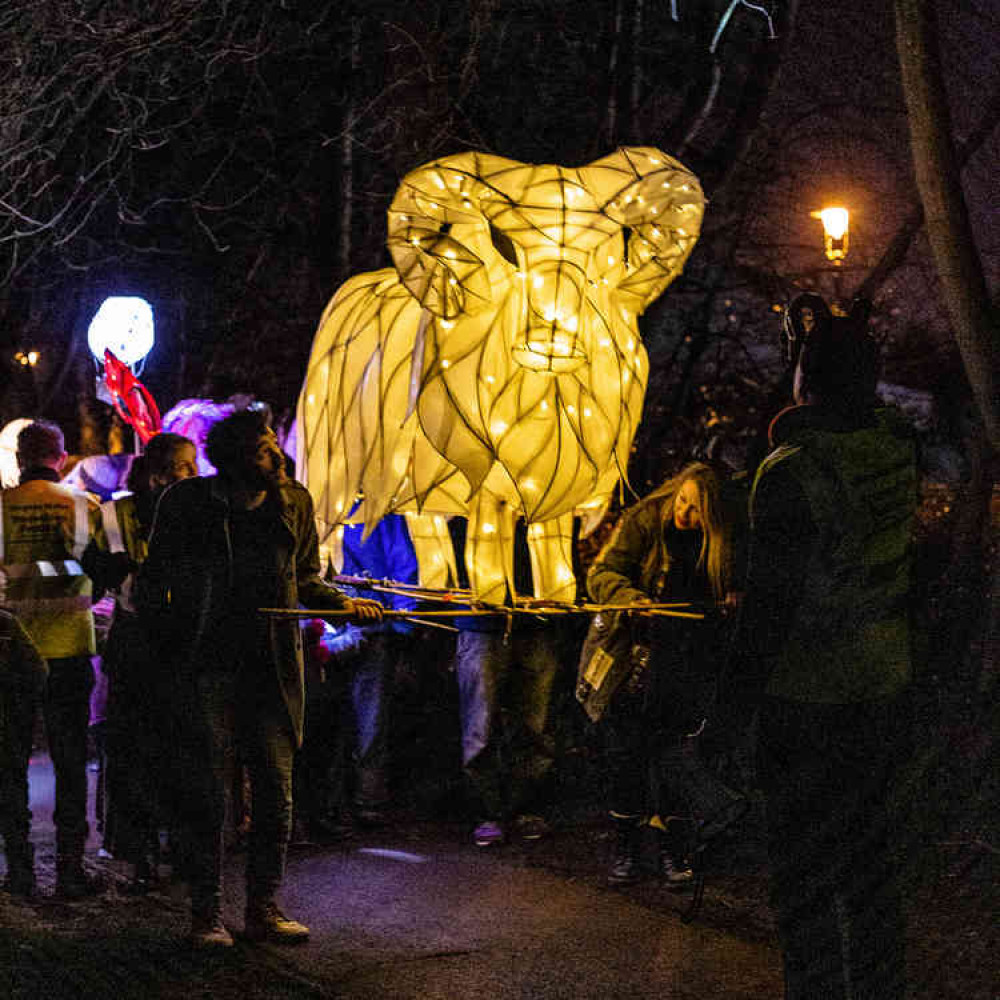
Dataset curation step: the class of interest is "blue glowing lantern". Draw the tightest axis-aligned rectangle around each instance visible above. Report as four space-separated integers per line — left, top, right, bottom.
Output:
87 296 155 371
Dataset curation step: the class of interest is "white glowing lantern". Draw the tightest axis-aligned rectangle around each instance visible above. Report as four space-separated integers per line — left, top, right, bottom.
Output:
298 147 704 601
0 418 33 488
87 296 155 369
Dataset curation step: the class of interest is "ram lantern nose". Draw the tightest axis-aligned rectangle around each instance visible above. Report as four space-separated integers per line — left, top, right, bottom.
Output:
511 260 587 374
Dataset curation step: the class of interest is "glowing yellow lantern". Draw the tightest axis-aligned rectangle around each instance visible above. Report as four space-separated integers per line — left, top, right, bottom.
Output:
297 147 704 602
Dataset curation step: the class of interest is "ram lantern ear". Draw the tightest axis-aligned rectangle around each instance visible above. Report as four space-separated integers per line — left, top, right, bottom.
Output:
386 158 495 320
580 146 705 315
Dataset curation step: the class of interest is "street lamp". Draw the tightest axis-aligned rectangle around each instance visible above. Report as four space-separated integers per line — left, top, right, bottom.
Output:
811 206 849 263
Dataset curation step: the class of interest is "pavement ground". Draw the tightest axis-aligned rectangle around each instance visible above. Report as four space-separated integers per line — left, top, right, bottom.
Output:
0 754 783 999
3 749 996 1000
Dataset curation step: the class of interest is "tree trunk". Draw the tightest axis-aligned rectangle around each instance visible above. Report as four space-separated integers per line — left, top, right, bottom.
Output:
856 82 1000 306
896 0 998 712
603 0 624 146
630 0 644 131
337 17 362 280
894 0 1000 452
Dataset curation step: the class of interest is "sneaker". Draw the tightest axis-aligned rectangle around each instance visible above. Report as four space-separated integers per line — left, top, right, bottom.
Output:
514 813 551 841
244 902 310 944
473 820 505 848
190 917 235 949
660 855 695 890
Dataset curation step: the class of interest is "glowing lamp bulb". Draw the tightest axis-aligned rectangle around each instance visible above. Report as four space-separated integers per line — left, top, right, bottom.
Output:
812 206 850 261
817 206 848 239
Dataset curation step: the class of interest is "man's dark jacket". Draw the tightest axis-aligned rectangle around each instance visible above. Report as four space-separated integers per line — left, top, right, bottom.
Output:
136 475 349 746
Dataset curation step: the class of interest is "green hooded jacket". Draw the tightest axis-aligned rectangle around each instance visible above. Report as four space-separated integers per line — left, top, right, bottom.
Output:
752 407 917 703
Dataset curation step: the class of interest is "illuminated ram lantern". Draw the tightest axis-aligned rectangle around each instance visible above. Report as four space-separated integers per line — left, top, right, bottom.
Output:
298 147 704 602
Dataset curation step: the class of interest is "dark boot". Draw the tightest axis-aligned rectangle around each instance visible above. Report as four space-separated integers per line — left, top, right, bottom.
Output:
607 814 643 886
658 818 694 891
5 841 36 898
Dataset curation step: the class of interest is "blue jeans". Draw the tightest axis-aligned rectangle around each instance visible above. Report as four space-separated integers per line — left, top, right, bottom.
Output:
351 631 398 809
454 629 558 820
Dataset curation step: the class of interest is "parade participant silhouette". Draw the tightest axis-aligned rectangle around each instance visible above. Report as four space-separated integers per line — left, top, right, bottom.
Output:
586 462 737 886
138 410 382 948
84 432 198 892
0 420 102 899
710 294 917 998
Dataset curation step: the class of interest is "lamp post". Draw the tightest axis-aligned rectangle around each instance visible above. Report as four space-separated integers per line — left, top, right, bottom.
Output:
810 206 849 312
12 348 42 410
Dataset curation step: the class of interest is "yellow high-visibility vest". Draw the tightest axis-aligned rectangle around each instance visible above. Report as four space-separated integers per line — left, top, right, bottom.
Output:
0 489 95 658
99 495 145 614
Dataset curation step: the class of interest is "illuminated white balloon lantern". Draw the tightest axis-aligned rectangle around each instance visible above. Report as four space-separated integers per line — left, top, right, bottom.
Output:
298 147 704 602
87 296 155 370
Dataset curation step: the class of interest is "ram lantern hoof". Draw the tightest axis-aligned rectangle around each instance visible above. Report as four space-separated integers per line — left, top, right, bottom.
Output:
297 147 704 603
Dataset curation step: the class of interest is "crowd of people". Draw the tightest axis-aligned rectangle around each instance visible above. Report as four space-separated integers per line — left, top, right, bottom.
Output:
0 293 918 999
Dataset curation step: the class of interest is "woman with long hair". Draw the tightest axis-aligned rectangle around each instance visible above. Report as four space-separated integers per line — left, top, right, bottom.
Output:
84 432 198 891
586 461 737 887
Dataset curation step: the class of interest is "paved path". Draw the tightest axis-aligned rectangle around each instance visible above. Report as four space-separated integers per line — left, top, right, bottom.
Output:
2 755 783 999
247 837 781 999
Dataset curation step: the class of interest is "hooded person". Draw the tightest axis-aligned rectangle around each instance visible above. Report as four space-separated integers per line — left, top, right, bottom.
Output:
706 293 917 999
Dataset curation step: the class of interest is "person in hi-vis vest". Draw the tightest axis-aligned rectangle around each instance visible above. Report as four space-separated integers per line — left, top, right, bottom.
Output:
0 419 102 899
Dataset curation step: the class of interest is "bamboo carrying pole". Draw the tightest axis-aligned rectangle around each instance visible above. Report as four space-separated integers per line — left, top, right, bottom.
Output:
278 577 711 626
258 604 707 622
